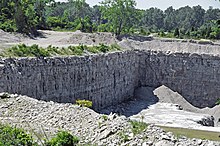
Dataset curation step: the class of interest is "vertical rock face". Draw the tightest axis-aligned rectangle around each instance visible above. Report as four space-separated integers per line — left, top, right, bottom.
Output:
0 49 220 109
0 51 139 110
139 51 220 108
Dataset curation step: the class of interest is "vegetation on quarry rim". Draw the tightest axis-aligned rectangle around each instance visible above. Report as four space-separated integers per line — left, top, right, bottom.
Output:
0 43 121 58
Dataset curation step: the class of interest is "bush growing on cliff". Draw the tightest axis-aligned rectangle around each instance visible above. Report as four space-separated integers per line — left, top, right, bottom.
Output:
76 99 93 108
0 124 36 146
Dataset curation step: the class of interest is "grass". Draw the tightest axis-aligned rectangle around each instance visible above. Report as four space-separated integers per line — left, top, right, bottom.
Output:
0 43 121 58
160 126 220 141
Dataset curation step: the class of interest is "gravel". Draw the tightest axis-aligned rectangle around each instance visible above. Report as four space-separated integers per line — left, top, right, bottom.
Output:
0 93 219 146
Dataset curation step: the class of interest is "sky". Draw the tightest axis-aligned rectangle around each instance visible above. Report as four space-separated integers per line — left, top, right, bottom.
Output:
57 0 220 10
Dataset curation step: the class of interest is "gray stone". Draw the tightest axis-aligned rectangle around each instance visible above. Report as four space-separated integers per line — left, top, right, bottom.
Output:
197 116 215 127
155 140 175 146
1 49 220 110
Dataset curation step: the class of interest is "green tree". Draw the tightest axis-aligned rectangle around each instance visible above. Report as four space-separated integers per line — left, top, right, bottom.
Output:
164 6 176 31
0 0 53 34
174 28 180 37
141 7 164 32
100 0 138 36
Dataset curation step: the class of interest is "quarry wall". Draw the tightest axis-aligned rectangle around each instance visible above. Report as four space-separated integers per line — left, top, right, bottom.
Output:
0 51 139 110
0 48 220 109
138 51 220 108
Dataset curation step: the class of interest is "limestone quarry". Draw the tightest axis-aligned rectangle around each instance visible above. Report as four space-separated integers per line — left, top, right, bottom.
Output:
0 30 220 145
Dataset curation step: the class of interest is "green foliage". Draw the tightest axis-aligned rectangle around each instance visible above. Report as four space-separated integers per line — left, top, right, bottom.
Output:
76 99 93 108
129 120 148 135
0 124 36 146
118 131 129 142
2 0 220 39
47 16 68 29
1 44 121 57
216 99 220 105
101 115 108 121
100 0 139 36
0 0 53 34
45 131 79 146
97 44 109 53
174 28 180 38
0 20 16 32
0 124 81 146
2 44 50 57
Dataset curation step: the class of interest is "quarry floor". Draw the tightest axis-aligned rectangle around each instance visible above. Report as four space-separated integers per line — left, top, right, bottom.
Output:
101 85 220 133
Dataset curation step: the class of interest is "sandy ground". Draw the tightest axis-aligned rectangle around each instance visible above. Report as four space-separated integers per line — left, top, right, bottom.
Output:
130 103 220 132
0 30 118 51
101 86 220 132
0 29 25 51
132 86 220 132
154 86 220 126
118 38 220 56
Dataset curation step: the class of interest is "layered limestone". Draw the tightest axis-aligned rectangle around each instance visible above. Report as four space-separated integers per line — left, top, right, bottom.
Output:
0 51 139 110
139 51 220 107
0 49 220 109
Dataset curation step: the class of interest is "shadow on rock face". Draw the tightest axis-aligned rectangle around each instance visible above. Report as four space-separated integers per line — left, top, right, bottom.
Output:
98 86 159 117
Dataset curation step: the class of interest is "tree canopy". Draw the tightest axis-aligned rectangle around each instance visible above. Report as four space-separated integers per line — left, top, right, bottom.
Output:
0 0 220 39
100 0 138 36
0 0 53 35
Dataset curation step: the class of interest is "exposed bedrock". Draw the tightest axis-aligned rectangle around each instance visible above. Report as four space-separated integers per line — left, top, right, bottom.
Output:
0 49 220 109
0 51 139 110
138 50 220 108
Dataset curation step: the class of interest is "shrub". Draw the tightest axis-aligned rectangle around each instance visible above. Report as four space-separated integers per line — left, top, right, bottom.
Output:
46 131 79 146
47 17 67 29
216 99 220 105
1 44 121 57
129 120 148 135
102 115 108 121
4 44 50 57
76 99 93 108
118 131 129 142
0 20 16 32
0 124 36 146
87 47 100 53
97 44 109 53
